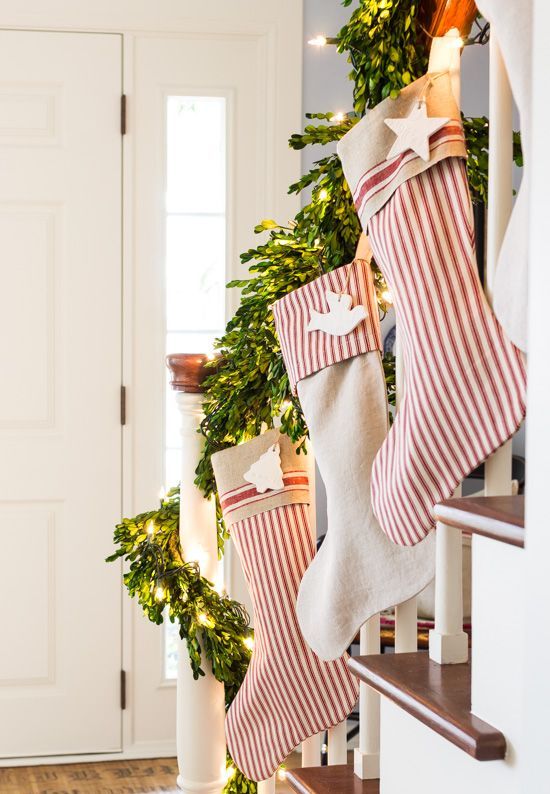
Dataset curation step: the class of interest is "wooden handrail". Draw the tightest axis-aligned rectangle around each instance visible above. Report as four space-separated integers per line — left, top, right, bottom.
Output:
166 353 211 393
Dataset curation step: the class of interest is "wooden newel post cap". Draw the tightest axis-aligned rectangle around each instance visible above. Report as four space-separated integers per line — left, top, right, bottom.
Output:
166 353 211 393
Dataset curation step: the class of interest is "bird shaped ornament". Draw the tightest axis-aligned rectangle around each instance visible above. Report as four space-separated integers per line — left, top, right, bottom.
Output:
384 100 449 162
307 289 368 336
244 443 284 493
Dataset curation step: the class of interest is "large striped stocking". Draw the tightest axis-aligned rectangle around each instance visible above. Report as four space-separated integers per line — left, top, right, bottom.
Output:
272 257 435 662
212 430 358 783
338 72 527 547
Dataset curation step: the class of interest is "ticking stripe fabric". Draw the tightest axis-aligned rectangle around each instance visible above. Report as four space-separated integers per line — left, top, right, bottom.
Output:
212 429 309 525
337 72 466 227
219 471 309 522
225 502 359 782
368 157 527 545
272 258 381 394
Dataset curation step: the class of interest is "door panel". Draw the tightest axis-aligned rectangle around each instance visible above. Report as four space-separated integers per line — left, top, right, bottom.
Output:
0 30 122 757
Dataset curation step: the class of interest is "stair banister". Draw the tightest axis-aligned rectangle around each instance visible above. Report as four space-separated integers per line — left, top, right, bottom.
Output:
167 354 227 794
484 34 514 499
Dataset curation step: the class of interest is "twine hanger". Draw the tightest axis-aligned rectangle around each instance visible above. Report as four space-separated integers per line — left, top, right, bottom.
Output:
417 69 449 108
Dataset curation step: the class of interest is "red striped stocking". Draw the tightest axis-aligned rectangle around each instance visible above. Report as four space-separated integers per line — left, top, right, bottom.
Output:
212 431 358 782
338 73 527 546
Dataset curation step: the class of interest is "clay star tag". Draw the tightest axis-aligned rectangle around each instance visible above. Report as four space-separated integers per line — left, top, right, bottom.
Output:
244 443 284 493
384 102 450 162
307 289 368 336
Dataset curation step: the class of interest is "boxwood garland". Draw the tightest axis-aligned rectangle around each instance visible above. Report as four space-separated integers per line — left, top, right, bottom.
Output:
107 486 255 792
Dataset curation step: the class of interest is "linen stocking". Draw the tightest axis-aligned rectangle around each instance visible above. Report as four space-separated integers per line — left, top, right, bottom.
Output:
338 73 526 547
273 259 435 661
212 431 358 782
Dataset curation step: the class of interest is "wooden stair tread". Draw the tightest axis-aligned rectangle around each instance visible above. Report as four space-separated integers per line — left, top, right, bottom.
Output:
435 494 525 547
286 765 379 794
348 653 506 761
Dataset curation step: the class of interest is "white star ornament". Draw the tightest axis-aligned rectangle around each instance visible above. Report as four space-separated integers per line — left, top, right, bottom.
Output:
384 102 450 162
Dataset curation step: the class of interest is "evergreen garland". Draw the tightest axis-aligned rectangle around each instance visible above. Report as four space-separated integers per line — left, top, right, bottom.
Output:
107 486 255 792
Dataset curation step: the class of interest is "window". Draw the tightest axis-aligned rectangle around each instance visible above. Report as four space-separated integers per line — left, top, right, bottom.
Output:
164 95 227 679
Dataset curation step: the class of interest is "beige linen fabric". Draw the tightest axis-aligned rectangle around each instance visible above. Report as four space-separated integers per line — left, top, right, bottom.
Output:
296 351 435 661
212 429 309 526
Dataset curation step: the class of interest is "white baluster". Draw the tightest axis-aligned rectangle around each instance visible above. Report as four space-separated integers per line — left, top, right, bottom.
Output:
425 27 469 667
393 331 418 654
257 776 276 794
328 720 348 766
429 520 469 664
301 732 321 767
354 615 380 779
169 356 226 794
395 598 418 653
301 440 324 767
485 34 514 497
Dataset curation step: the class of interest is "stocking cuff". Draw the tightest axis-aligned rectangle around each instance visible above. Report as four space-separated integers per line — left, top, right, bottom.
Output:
212 429 309 526
272 258 381 394
337 72 466 229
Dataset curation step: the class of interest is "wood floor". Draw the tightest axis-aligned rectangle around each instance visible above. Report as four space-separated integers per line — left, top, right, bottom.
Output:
0 757 295 793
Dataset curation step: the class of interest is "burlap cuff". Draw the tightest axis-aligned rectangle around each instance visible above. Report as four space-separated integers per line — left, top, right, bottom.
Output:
337 72 466 229
212 429 309 526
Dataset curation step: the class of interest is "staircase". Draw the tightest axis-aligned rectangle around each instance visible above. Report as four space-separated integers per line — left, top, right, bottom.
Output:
286 496 525 794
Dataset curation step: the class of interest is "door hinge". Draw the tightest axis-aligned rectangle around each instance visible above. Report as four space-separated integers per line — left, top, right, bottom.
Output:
120 385 127 426
121 94 127 135
120 669 127 710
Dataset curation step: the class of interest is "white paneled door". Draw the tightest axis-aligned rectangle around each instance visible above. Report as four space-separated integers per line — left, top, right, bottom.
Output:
0 31 122 757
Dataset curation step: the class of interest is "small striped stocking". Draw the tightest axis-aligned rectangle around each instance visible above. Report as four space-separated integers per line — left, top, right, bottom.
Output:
212 432 358 782
338 74 527 546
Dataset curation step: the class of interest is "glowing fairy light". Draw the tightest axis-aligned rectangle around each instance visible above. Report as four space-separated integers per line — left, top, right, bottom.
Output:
381 289 393 304
318 188 329 201
155 585 165 602
225 765 237 782
308 34 327 47
243 636 255 652
198 612 214 628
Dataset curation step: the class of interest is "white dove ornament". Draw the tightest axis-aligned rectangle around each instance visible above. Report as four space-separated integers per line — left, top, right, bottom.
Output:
244 443 284 493
307 289 368 336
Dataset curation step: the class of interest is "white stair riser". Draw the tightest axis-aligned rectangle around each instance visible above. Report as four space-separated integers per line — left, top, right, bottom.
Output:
471 535 525 749
379 700 520 794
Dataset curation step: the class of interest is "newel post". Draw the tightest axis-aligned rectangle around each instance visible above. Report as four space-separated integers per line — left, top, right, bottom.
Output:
167 354 226 794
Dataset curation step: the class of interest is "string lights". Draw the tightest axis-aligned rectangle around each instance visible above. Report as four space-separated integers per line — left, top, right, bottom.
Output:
308 34 327 47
